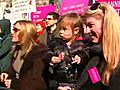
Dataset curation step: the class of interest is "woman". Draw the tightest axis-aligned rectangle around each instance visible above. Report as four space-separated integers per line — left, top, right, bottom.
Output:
0 20 52 90
35 20 47 45
85 2 120 90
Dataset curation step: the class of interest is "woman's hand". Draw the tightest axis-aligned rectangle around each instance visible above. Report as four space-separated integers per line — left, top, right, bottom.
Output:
71 55 81 64
0 73 9 82
4 79 12 88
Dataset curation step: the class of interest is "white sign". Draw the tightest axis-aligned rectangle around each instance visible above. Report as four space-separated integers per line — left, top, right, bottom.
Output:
12 0 36 13
0 2 7 19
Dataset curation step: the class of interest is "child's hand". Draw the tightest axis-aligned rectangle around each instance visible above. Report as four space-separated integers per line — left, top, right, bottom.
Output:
51 56 62 64
58 86 71 90
71 55 81 64
58 52 65 60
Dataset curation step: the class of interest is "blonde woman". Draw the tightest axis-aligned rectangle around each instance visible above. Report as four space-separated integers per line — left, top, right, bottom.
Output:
85 2 120 90
0 20 52 90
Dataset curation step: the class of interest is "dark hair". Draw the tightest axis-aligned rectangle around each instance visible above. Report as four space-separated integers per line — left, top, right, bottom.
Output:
47 12 60 20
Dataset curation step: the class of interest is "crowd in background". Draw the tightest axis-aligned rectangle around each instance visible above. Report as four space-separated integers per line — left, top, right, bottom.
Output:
0 1 120 90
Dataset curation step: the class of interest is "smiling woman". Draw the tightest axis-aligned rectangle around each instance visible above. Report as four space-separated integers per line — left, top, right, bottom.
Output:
85 2 120 90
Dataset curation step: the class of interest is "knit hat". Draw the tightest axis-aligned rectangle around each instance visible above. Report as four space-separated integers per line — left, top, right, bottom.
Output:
36 21 46 30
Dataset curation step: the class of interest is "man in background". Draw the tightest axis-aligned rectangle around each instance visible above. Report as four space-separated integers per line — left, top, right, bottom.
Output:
45 12 60 45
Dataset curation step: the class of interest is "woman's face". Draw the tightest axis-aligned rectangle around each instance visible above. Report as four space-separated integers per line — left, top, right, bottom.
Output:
12 23 21 43
86 16 103 43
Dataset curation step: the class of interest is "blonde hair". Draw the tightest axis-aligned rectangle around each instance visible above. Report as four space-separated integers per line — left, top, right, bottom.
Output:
14 20 37 57
85 2 120 85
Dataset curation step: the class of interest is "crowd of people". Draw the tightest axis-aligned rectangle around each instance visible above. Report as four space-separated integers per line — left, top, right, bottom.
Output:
0 1 120 90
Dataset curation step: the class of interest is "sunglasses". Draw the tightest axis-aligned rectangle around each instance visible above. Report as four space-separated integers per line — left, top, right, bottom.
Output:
90 2 105 13
13 27 20 32
45 18 54 20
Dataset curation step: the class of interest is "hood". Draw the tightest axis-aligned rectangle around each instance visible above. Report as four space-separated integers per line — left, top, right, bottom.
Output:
0 19 11 37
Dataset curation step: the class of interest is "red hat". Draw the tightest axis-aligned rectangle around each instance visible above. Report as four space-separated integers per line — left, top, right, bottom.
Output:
36 21 46 29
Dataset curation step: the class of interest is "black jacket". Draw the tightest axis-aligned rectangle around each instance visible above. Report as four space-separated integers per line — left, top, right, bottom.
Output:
109 66 120 90
78 41 109 90
4 45 52 90
48 38 89 89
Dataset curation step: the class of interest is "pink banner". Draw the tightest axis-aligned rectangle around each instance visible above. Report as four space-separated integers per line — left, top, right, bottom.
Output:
30 5 56 23
60 0 90 16
97 0 120 15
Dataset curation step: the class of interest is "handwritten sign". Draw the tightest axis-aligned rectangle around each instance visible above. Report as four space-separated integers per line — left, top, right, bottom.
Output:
12 0 36 13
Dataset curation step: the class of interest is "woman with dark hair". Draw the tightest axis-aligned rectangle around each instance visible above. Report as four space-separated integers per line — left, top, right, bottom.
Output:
35 20 47 45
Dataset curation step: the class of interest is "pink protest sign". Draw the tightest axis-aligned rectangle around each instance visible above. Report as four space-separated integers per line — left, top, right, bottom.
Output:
97 0 120 15
60 0 90 16
30 5 56 23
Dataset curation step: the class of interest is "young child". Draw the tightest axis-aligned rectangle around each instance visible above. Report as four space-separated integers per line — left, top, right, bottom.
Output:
49 13 90 90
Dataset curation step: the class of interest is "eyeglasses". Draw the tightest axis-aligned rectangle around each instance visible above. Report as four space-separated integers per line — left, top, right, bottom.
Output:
90 2 105 13
13 27 20 32
45 18 54 20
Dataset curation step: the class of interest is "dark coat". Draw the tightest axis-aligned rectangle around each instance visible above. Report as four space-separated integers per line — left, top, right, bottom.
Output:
109 66 120 90
5 45 52 90
46 26 60 46
48 38 89 89
0 19 12 73
78 43 109 90
37 30 47 46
